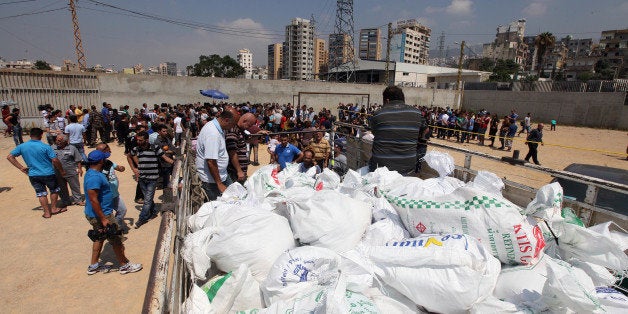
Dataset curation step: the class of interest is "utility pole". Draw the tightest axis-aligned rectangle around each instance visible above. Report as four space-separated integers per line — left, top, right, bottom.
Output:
455 40 465 108
385 22 392 86
69 0 86 70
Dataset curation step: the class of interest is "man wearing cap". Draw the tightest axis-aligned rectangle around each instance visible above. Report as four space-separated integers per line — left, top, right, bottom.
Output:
84 149 142 275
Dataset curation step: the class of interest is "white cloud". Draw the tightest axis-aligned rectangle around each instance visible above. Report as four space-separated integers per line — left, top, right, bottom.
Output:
446 0 474 16
522 2 548 17
425 1 473 16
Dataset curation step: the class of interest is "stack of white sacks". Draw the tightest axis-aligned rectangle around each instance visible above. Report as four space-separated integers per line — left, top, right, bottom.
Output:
182 151 628 313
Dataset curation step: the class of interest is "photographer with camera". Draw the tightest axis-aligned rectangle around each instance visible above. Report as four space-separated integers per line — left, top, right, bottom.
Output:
84 149 142 275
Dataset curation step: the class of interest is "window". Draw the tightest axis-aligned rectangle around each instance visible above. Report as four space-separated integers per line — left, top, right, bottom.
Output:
403 72 409 76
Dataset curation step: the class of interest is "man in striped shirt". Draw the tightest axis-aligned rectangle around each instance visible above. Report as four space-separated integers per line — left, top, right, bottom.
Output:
368 86 426 176
129 131 174 229
226 110 256 184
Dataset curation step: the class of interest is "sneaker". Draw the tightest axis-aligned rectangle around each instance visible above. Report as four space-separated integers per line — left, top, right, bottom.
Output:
135 199 144 204
251 162 260 166
119 262 142 274
134 220 147 229
87 263 111 275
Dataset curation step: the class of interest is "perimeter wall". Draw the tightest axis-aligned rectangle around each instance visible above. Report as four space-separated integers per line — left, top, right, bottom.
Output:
463 90 628 130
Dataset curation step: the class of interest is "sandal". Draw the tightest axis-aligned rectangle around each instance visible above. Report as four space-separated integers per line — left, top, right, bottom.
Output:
42 213 52 219
51 207 68 215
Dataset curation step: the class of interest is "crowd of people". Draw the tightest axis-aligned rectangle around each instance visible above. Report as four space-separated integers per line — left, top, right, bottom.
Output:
4 87 550 274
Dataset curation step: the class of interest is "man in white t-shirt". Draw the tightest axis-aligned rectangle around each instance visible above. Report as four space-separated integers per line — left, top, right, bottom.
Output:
64 115 87 161
195 109 237 201
173 113 185 147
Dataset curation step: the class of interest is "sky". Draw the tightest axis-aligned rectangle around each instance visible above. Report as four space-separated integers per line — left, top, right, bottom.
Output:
0 0 626 70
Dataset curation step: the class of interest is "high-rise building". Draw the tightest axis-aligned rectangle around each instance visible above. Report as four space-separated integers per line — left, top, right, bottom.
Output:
599 29 627 79
314 38 328 79
237 48 253 79
482 19 528 67
283 17 315 80
329 33 353 69
159 62 177 76
390 19 431 65
267 43 283 80
359 28 382 61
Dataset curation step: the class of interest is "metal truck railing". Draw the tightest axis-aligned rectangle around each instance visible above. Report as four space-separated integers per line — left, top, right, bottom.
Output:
144 123 628 313
335 121 628 230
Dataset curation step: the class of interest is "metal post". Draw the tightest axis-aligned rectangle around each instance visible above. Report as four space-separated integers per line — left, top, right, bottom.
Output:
456 41 465 108
385 23 392 86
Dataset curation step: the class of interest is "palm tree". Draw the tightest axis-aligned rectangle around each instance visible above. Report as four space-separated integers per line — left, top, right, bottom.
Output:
534 32 556 77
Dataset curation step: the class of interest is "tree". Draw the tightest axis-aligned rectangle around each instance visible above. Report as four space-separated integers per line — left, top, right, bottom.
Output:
594 59 615 80
488 59 520 82
190 54 245 78
33 60 52 70
186 65 193 76
478 57 495 72
534 32 556 77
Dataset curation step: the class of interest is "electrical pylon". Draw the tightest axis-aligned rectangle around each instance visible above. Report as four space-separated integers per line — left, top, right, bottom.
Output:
69 0 86 70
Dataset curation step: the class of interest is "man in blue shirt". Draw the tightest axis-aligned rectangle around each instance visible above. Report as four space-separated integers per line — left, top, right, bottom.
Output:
64 115 87 161
274 133 303 170
7 128 67 218
84 149 142 275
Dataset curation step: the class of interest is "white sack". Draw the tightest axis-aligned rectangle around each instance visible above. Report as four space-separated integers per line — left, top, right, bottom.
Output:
466 170 505 196
243 164 282 199
182 227 214 281
595 287 628 314
183 284 214 314
197 264 263 313
362 234 501 314
522 182 564 222
204 206 296 281
314 168 341 190
386 185 546 265
262 246 341 305
384 175 464 199
589 221 628 251
424 150 455 177
283 188 371 252
558 222 628 273
543 257 601 312
495 255 603 312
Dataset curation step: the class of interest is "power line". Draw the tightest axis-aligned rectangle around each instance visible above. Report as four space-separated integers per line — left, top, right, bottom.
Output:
0 23 62 59
0 0 38 6
0 6 65 19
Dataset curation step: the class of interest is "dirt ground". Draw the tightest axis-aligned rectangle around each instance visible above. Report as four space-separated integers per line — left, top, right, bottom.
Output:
0 125 626 312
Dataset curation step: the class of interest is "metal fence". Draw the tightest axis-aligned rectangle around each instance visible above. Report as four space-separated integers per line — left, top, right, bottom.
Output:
465 80 628 92
0 70 100 118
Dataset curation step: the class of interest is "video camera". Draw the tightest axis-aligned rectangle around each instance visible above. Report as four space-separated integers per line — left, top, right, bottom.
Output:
87 223 122 242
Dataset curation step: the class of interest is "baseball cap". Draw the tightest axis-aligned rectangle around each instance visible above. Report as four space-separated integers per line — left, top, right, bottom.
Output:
87 150 111 163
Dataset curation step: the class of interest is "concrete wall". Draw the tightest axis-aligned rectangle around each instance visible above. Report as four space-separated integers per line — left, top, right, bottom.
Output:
97 74 456 112
463 90 628 130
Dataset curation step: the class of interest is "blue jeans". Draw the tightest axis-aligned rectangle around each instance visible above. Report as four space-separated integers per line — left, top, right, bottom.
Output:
201 176 233 201
138 179 157 223
12 125 23 146
70 142 87 162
